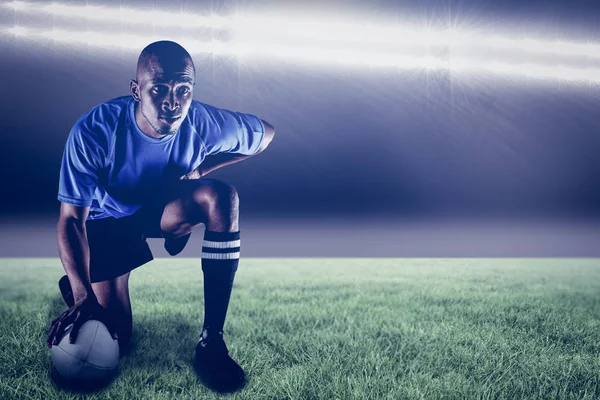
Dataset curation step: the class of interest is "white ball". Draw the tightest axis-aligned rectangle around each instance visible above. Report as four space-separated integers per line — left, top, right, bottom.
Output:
50 320 119 382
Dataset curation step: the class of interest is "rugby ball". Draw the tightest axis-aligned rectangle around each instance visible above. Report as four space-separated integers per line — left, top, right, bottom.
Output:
50 320 119 382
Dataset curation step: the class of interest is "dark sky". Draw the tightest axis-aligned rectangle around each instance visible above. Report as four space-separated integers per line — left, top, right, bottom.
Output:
1 0 599 218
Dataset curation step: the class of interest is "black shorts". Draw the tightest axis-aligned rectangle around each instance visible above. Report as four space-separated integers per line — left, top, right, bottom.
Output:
86 205 165 283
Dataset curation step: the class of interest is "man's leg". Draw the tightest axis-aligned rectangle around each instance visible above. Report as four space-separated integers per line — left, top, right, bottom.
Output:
91 272 133 355
160 178 244 392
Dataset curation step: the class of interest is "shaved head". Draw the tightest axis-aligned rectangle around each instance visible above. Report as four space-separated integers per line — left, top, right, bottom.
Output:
131 41 196 138
136 40 196 81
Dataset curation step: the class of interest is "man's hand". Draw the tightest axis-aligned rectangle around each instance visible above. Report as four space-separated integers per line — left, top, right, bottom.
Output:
180 169 203 180
47 296 118 348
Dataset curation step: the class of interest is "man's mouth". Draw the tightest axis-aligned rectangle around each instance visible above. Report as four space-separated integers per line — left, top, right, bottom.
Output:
159 115 181 124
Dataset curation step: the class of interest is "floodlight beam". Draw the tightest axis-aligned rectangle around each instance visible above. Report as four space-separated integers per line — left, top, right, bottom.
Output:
4 26 600 84
4 2 600 59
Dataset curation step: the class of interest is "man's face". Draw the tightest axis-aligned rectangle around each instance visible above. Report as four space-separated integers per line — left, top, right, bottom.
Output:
131 55 195 137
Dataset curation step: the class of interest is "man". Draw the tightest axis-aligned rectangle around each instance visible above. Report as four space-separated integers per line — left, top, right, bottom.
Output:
46 40 275 392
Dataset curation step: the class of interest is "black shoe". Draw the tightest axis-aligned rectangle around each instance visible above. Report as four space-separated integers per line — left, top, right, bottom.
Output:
164 233 191 256
193 330 245 393
59 275 74 308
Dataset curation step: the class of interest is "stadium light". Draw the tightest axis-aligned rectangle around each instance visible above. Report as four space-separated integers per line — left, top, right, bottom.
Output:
6 1 27 11
4 2 227 29
4 26 600 83
5 25 28 36
4 1 600 59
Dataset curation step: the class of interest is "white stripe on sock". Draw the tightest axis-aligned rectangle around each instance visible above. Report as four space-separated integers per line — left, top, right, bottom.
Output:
201 252 240 260
202 239 241 249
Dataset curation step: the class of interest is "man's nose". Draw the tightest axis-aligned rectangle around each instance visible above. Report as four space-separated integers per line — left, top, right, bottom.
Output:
163 91 179 111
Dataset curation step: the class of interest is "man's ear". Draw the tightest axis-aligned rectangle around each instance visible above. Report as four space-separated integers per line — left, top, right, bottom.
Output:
130 79 141 101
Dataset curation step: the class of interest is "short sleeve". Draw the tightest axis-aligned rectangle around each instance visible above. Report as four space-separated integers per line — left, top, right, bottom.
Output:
201 105 265 156
58 119 106 207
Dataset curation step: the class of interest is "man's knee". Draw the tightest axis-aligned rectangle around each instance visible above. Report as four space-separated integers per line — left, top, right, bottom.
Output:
191 179 239 216
162 179 239 235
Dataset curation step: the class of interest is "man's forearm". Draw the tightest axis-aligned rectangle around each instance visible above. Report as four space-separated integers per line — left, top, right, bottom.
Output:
182 120 274 179
57 217 96 303
181 153 253 179
200 153 253 177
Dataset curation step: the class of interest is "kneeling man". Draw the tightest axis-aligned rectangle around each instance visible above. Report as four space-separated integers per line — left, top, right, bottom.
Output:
47 40 275 392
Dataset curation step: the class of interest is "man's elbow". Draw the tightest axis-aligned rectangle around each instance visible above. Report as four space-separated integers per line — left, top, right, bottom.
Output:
57 215 86 236
57 203 89 229
259 119 275 152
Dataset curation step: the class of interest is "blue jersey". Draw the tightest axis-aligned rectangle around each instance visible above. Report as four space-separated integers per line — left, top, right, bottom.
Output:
58 96 265 220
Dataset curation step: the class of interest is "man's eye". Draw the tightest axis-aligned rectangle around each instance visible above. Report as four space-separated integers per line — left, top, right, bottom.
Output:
152 86 166 94
179 87 190 95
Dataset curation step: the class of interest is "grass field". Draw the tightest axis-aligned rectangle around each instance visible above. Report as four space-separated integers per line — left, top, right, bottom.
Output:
1 258 599 399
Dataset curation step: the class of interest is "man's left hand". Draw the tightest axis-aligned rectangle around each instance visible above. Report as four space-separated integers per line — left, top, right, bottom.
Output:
180 169 202 180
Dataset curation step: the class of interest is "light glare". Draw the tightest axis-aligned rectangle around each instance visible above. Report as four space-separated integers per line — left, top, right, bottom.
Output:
6 26 600 84
4 2 600 59
5 26 27 36
6 1 27 11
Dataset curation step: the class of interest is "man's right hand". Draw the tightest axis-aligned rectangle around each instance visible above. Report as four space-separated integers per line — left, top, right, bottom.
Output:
47 295 118 348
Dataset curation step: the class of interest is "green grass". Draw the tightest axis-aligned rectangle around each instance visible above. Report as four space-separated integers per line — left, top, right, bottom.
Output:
1 258 600 399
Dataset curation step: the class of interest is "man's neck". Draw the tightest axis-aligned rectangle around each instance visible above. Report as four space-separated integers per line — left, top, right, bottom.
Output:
134 103 164 139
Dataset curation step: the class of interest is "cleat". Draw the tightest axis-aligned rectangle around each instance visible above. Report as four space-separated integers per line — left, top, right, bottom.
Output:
193 330 245 393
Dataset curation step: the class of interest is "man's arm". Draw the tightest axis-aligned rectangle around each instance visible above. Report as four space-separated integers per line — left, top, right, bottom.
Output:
56 202 96 303
49 202 120 347
181 119 275 179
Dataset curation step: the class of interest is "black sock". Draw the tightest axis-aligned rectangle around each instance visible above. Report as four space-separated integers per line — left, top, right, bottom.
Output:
201 230 240 341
